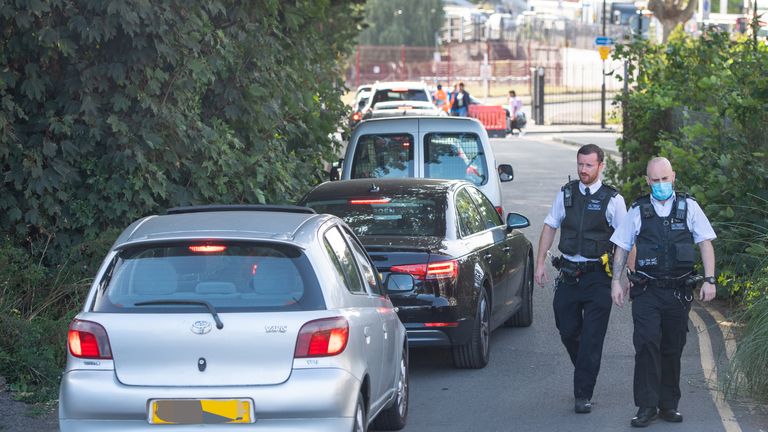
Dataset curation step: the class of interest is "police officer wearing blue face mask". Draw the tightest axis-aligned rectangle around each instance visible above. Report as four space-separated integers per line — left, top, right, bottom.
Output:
534 144 627 414
609 157 716 428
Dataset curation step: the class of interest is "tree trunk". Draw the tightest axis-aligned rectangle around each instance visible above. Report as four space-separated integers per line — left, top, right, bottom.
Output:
648 0 699 42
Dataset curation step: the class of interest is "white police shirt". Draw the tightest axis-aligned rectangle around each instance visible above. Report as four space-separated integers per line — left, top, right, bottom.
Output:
610 193 716 252
544 179 628 262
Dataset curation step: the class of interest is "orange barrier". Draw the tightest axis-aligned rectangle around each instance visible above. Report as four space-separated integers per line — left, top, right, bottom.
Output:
468 105 507 137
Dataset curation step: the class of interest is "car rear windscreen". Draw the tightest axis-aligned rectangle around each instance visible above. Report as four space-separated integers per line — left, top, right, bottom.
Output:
351 133 414 179
424 132 488 186
371 89 429 107
307 195 446 237
92 242 325 313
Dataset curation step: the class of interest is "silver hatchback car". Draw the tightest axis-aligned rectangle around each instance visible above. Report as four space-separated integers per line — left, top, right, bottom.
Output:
59 205 408 432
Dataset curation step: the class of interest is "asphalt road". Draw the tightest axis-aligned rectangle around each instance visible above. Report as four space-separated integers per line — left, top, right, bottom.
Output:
397 134 766 432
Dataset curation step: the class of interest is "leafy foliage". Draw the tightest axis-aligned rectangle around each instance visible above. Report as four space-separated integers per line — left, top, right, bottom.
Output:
0 0 364 400
357 0 445 46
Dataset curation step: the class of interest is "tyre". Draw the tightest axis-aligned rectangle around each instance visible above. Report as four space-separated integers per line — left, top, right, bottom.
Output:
506 256 533 327
353 391 367 432
372 347 409 430
452 287 490 369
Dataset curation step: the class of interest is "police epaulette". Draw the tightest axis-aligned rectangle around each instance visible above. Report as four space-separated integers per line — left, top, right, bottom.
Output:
602 183 619 198
630 194 651 208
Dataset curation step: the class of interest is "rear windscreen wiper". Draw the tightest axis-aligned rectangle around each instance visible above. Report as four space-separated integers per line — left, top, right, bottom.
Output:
134 299 224 329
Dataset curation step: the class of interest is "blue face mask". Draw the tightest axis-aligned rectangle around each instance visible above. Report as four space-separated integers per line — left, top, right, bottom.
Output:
651 182 674 201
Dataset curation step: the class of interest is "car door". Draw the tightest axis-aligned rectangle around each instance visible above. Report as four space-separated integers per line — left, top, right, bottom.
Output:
465 186 519 319
322 226 386 401
454 188 500 316
342 227 399 411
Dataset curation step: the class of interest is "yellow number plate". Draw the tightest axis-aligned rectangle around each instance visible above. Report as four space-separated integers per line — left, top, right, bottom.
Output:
149 399 253 424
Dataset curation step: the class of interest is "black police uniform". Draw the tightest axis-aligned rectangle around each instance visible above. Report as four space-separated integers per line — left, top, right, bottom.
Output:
554 180 618 401
630 193 695 411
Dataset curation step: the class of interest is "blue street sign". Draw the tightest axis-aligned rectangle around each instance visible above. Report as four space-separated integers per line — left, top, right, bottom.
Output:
595 36 614 46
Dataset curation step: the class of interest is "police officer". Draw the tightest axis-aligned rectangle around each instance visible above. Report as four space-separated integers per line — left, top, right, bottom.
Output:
534 144 627 414
609 157 716 428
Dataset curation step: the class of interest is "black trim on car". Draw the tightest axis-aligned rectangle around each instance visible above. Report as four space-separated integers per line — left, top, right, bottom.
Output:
166 205 316 215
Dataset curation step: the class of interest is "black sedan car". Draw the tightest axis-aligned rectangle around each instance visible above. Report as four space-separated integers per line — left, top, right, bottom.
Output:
300 178 533 369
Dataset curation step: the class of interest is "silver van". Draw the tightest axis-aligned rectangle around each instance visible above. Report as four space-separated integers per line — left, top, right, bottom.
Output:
332 116 514 215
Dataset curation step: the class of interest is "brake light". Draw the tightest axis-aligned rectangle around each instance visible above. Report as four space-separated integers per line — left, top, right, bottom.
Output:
349 198 391 205
390 260 459 281
495 206 504 217
392 87 408 92
352 112 362 122
68 320 112 359
189 245 227 253
295 317 349 358
424 322 459 327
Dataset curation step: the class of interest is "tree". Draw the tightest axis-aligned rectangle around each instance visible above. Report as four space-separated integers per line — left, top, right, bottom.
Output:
358 0 445 46
649 0 698 42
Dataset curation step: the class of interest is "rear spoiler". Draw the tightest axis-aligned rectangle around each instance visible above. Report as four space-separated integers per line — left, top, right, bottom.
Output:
363 245 432 254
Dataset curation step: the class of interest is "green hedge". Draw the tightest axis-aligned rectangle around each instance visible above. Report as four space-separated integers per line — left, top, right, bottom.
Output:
0 0 364 401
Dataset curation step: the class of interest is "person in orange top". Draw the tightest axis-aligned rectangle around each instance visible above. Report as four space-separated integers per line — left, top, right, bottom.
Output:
433 83 449 113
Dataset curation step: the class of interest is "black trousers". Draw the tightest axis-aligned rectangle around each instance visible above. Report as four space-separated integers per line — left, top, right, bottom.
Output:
631 285 691 409
553 270 612 400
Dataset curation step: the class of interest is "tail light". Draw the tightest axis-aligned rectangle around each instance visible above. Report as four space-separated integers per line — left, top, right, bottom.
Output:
352 112 362 122
495 206 504 218
295 317 349 358
189 244 227 253
390 259 459 281
68 319 113 359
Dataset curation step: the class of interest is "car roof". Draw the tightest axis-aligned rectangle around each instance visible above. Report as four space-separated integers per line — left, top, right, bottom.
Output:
302 178 465 202
113 205 331 249
354 115 486 132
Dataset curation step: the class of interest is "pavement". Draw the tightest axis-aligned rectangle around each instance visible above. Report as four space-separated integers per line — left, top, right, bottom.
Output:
510 123 621 156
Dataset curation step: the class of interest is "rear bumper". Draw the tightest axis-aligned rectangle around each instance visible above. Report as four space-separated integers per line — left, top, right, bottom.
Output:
59 368 360 432
404 318 473 348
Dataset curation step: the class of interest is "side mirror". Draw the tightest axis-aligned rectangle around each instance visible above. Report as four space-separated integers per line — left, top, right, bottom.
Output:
498 164 514 182
384 273 415 293
506 212 530 230
330 158 343 181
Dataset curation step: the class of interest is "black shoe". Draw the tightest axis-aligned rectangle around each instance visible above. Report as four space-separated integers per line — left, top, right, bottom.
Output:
631 407 658 427
659 408 683 422
574 398 592 414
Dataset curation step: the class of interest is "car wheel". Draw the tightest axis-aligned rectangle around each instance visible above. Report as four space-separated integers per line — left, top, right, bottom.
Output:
505 255 533 327
372 346 409 430
452 287 490 369
353 391 367 432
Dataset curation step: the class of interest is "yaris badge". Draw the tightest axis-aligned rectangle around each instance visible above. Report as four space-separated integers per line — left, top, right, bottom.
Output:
191 320 212 335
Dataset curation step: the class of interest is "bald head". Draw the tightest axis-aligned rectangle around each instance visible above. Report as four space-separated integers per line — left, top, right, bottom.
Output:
646 157 675 187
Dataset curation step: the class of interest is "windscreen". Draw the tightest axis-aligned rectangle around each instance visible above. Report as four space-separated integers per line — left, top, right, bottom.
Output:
307 194 446 237
350 133 414 179
424 132 488 186
371 89 429 107
92 241 325 313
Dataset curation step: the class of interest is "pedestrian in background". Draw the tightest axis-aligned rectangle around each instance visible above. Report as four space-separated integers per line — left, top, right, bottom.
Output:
507 89 525 136
451 82 470 117
449 83 459 116
433 83 449 113
609 156 716 428
534 144 627 414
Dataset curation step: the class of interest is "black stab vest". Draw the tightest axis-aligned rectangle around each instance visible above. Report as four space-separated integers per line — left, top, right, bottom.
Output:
558 180 617 259
634 193 695 279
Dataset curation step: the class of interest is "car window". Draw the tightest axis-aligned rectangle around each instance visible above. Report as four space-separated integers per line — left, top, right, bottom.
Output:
370 88 429 107
423 133 488 186
455 188 486 237
341 227 383 296
91 241 325 313
466 186 503 229
350 133 414 179
306 193 446 237
323 226 366 294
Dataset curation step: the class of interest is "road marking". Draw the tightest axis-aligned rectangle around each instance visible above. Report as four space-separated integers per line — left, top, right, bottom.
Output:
690 308 743 432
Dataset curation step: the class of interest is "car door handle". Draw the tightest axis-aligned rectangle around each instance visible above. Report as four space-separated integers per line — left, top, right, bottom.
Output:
502 246 511 253
484 253 492 261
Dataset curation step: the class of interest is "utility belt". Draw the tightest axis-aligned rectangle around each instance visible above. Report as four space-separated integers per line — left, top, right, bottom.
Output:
627 271 703 303
551 256 604 279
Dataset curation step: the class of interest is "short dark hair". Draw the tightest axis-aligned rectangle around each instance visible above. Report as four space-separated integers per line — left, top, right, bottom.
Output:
459 82 464 87
437 84 442 90
577 144 604 163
